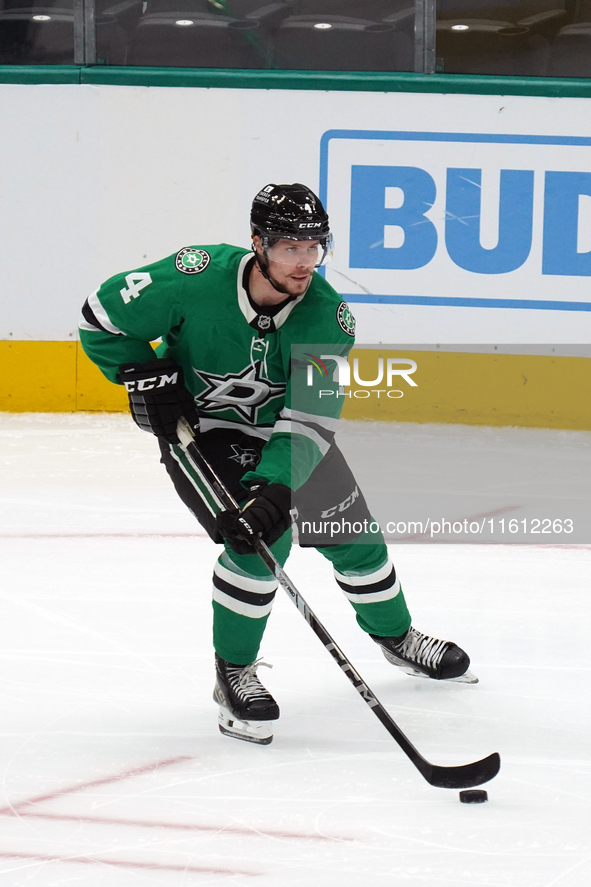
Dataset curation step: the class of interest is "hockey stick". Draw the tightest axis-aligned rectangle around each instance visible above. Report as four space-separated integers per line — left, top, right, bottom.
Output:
176 418 500 790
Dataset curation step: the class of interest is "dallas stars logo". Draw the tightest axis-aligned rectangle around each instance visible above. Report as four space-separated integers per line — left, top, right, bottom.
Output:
228 445 260 467
193 363 286 423
175 247 210 275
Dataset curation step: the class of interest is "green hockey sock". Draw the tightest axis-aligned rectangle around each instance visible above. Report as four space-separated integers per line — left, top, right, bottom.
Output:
318 539 412 638
211 530 292 665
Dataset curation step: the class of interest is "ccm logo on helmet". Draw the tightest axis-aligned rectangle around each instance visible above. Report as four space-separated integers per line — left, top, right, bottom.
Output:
124 372 179 393
299 222 322 228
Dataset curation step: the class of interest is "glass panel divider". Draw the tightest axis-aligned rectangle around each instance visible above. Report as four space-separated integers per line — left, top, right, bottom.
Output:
84 0 97 66
415 0 436 75
73 0 85 65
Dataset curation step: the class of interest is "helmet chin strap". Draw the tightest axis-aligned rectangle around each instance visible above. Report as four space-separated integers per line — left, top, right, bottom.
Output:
253 250 289 295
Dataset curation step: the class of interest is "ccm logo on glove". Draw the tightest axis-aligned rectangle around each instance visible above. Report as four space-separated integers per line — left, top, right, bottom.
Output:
123 371 179 393
118 357 199 444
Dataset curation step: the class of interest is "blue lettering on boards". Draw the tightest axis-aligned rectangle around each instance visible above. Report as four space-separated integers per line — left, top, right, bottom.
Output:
445 168 534 274
543 171 591 276
349 165 437 270
348 164 591 278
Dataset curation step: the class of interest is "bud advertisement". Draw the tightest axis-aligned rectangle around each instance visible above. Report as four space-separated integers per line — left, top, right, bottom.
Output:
321 128 591 315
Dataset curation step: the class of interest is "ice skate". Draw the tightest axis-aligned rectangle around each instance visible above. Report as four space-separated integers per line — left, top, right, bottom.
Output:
371 627 478 683
214 654 280 745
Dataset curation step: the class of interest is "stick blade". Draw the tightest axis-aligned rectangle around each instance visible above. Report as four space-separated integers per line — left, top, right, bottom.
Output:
426 752 501 789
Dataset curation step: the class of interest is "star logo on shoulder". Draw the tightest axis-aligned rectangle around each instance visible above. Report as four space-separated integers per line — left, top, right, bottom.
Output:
193 363 286 424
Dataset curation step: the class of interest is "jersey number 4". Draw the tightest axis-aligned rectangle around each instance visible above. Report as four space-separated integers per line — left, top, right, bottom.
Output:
120 272 152 304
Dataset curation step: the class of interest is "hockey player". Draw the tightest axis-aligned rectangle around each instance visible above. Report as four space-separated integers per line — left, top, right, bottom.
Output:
80 183 475 746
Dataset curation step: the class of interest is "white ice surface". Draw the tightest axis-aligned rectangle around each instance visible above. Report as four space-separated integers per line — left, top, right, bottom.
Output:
0 413 590 886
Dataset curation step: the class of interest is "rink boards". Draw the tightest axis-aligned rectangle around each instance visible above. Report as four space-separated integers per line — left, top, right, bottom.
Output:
1 81 591 428
2 341 590 430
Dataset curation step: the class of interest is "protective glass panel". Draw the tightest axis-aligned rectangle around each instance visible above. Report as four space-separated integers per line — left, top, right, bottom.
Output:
94 0 416 71
435 0 574 77
0 0 78 64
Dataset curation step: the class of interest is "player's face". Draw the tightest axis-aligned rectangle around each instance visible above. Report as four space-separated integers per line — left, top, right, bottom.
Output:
263 239 319 295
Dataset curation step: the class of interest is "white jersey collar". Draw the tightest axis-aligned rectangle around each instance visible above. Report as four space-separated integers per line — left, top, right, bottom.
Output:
236 253 306 331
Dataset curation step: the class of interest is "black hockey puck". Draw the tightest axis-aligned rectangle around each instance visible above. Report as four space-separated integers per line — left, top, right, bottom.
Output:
459 789 488 804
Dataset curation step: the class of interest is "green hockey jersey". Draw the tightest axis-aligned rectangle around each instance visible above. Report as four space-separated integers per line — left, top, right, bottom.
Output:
79 244 356 490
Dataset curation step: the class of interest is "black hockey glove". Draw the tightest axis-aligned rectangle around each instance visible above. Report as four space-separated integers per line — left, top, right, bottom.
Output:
118 358 199 444
216 482 292 554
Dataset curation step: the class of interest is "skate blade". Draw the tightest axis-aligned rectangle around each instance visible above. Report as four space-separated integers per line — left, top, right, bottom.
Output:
382 650 479 684
448 668 479 684
217 705 274 745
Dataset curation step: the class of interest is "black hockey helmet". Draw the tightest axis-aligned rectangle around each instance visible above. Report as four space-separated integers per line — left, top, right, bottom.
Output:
251 183 331 245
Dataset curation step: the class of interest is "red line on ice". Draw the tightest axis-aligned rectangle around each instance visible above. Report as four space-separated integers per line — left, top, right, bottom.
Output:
10 810 349 843
0 850 260 876
0 532 207 539
0 755 192 816
0 755 350 843
528 543 591 550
